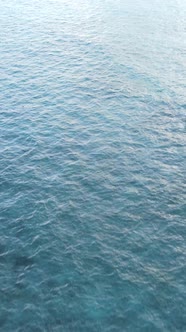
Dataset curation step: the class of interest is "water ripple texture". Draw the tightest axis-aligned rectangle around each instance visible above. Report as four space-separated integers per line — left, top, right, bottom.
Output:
0 0 186 331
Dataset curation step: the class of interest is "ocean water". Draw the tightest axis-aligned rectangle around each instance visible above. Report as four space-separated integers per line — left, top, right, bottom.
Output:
0 0 185 331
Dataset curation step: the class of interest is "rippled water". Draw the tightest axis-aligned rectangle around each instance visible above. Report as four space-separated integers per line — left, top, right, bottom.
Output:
0 0 186 331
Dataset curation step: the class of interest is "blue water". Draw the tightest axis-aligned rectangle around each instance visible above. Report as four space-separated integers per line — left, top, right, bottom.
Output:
0 0 186 331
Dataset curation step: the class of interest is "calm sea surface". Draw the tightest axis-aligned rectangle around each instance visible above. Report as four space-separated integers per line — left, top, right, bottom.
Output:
0 0 185 331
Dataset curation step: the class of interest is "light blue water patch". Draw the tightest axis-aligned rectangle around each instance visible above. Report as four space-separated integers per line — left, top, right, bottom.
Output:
0 0 186 331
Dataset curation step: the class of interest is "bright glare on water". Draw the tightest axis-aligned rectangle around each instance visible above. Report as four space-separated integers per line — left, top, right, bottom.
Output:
0 0 185 331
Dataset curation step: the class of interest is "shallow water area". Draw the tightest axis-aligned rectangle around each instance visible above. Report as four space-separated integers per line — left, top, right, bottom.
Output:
0 0 186 331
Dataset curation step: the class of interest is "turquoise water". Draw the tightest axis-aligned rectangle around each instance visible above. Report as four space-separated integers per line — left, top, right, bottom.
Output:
0 0 186 331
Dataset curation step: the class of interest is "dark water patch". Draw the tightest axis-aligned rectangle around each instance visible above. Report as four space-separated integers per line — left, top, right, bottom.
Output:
13 255 35 271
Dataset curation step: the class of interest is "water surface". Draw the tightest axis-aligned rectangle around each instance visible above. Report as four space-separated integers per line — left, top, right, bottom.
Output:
0 0 186 331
